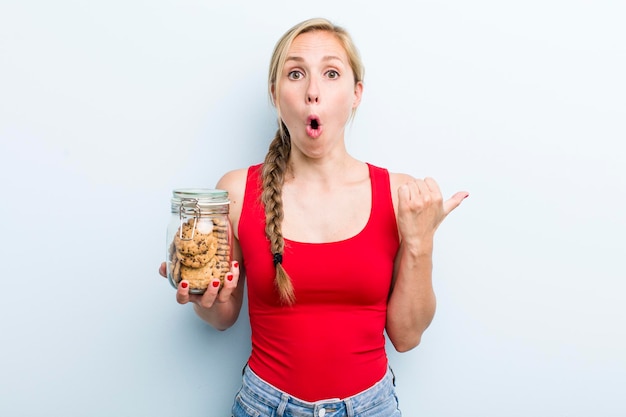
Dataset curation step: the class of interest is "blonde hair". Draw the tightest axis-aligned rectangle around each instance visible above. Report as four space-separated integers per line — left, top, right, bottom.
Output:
262 18 364 304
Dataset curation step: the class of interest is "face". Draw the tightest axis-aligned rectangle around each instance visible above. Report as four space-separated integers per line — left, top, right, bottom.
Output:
273 30 363 158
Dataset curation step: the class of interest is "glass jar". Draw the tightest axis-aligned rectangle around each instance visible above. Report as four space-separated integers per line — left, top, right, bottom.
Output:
166 188 232 294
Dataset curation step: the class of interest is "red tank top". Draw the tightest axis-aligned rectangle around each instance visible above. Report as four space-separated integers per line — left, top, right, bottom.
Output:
238 163 400 401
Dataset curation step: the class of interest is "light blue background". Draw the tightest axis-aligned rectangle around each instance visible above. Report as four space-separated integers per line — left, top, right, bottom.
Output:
1 1 625 416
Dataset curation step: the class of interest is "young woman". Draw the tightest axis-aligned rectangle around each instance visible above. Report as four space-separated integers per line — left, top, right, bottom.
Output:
160 17 468 416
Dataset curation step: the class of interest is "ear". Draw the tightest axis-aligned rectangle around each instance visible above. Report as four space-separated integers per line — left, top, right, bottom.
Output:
270 83 277 106
352 81 363 109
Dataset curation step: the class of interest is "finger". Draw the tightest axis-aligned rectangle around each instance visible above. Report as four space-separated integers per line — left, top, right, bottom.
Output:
197 279 221 309
398 183 419 214
402 179 424 198
424 177 441 195
398 183 411 205
443 191 470 216
413 179 429 196
159 262 167 278
404 179 436 210
216 261 240 303
176 280 191 304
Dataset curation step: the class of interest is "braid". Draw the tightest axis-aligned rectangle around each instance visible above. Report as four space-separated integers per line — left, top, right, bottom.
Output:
261 127 296 305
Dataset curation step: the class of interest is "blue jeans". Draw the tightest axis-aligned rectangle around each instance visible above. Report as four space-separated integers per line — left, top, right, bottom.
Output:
231 365 402 417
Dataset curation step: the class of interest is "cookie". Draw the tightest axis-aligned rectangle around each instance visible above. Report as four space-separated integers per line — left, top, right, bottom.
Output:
174 219 213 256
169 256 182 286
168 216 231 293
176 234 218 267
180 260 223 291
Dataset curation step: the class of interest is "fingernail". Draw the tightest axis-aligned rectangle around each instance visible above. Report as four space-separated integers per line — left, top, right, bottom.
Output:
181 281 188 289
226 273 233 281
212 280 220 288
233 261 239 268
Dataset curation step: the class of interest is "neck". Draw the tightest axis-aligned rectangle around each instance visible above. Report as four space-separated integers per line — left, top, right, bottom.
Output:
286 152 365 186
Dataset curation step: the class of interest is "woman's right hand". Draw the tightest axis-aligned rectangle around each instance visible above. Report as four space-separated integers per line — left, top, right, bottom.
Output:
158 260 242 310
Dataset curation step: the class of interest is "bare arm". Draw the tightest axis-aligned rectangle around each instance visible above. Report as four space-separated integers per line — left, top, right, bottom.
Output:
160 168 248 331
385 173 468 352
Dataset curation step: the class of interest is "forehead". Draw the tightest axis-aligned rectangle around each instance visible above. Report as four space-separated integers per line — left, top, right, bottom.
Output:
287 30 347 60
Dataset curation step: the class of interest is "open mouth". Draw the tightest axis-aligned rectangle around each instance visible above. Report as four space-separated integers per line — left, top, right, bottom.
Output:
306 115 322 138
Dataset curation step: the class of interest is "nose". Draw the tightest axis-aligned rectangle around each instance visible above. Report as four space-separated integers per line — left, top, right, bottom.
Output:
306 78 320 104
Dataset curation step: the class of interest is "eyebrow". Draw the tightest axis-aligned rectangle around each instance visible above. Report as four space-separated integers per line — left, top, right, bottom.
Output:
285 55 344 64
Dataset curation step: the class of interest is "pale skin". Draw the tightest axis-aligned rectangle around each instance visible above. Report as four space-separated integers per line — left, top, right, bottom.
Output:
159 30 468 350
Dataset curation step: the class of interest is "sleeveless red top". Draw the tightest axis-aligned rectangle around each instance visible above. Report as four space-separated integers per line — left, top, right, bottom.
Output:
238 163 400 401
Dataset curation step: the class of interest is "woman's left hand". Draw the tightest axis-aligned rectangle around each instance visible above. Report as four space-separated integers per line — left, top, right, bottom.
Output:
396 177 468 246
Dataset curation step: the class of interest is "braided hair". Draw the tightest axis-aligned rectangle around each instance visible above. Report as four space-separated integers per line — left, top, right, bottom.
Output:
262 18 365 305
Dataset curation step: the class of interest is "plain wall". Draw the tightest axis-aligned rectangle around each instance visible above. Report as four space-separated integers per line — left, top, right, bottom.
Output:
1 1 625 416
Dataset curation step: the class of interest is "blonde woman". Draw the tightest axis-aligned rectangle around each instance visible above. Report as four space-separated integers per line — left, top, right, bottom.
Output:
160 17 468 416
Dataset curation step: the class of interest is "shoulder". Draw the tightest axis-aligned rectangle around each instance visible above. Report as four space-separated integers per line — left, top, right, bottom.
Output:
389 171 416 191
215 166 257 223
216 165 259 204
216 168 248 197
365 163 415 192
365 163 414 184
216 167 249 184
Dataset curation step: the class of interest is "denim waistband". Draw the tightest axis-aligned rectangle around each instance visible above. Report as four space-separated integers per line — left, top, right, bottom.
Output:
239 365 397 417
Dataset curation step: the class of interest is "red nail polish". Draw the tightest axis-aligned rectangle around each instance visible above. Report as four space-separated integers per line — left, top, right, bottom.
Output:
181 282 188 289
233 261 239 268
227 273 233 281
212 281 220 288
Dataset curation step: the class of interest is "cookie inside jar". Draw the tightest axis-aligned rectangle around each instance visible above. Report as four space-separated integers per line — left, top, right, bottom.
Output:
166 188 231 293
168 217 231 294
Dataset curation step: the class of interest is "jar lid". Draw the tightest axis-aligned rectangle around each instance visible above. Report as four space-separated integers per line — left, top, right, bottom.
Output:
172 188 229 203
171 189 229 215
